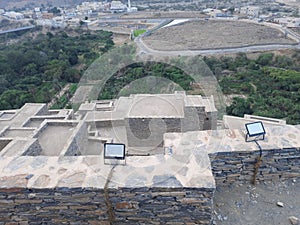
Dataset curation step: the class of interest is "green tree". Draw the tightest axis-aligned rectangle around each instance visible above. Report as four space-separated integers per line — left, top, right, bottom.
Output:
226 97 253 117
256 53 274 66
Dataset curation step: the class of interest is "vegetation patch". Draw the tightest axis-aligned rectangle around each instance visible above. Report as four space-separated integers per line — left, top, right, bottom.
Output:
203 51 300 124
0 29 114 110
98 62 194 100
133 29 147 37
51 84 78 109
98 51 300 124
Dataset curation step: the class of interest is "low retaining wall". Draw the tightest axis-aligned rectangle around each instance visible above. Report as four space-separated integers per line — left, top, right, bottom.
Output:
209 147 300 185
0 187 214 224
1 148 299 224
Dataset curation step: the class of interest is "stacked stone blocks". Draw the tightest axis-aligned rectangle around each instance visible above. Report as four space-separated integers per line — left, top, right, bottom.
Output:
0 187 214 225
210 147 300 185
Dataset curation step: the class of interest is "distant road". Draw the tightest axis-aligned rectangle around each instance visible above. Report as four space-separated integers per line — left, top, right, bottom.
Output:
136 37 300 56
0 25 35 35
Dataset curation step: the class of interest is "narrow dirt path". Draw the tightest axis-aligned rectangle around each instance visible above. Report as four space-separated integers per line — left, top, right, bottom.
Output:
47 83 71 108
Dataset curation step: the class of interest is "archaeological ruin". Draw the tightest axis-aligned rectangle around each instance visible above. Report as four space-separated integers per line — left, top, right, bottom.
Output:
0 92 299 224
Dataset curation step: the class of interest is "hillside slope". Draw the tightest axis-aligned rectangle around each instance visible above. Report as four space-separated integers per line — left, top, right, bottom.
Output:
0 0 85 9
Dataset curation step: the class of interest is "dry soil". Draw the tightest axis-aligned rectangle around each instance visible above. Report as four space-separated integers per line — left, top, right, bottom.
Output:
213 178 300 225
143 20 297 51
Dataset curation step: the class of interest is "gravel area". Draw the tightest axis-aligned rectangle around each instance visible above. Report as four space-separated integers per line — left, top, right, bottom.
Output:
213 178 300 225
143 20 297 51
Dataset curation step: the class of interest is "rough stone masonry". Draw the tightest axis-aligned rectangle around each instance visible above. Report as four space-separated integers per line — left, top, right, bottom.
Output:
0 93 299 224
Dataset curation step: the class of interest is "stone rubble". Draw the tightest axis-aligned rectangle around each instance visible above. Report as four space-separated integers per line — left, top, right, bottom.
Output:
289 216 299 225
276 201 284 207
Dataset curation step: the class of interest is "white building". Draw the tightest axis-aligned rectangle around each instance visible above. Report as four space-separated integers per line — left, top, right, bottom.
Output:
128 7 138 12
36 16 66 28
110 1 127 13
3 11 24 20
77 1 107 13
240 6 260 18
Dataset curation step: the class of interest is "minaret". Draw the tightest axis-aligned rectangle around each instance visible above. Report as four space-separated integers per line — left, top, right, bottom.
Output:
128 0 131 11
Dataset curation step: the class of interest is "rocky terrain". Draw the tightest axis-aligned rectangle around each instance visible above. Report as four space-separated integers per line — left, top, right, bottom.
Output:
0 0 84 9
214 178 300 225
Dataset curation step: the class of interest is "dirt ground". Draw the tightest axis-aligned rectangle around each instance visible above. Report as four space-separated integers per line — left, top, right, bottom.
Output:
113 33 131 46
213 178 300 225
143 20 297 51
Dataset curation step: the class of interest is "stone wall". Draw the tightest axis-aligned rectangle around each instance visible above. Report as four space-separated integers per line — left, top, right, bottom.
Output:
182 107 217 132
0 188 107 224
0 139 11 152
209 147 300 185
182 106 205 132
95 120 113 128
22 139 42 156
0 187 214 225
203 111 217 130
64 122 88 156
34 104 48 116
111 187 214 225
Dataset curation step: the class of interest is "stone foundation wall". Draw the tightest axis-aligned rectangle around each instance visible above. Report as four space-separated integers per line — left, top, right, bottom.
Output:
22 139 42 156
0 188 107 224
111 187 214 224
209 147 300 185
65 122 88 156
0 187 214 225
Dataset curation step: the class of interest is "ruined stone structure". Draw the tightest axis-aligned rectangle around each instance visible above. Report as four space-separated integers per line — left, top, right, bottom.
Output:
81 91 217 155
0 92 299 224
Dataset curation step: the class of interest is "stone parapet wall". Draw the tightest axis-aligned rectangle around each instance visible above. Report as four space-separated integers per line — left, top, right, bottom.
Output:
209 147 300 185
111 187 214 224
0 187 214 224
0 188 107 224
